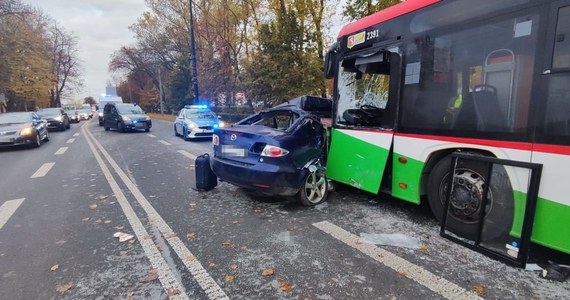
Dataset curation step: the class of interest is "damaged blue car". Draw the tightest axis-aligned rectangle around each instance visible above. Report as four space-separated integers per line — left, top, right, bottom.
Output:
210 96 332 206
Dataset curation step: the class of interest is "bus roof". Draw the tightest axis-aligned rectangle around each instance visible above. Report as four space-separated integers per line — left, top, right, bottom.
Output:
338 0 440 38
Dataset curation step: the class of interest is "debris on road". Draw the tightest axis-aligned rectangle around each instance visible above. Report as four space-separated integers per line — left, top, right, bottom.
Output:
262 268 274 276
231 264 239 270
186 232 195 239
82 217 90 222
55 282 74 294
50 264 59 272
113 232 135 242
278 278 293 293
471 284 487 297
541 261 570 282
525 263 543 271
167 288 181 297
224 274 235 282
89 204 97 210
359 233 421 249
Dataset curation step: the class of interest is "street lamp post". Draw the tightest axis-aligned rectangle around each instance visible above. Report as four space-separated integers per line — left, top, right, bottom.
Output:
189 0 199 105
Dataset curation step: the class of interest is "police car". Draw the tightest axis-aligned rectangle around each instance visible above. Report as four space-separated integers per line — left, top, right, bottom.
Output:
174 105 223 140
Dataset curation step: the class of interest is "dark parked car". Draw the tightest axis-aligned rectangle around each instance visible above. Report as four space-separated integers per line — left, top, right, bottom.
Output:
36 108 70 131
0 112 49 148
104 102 152 132
211 96 332 206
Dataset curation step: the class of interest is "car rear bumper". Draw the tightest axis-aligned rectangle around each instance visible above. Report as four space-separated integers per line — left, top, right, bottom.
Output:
124 120 152 130
46 120 65 129
211 156 306 196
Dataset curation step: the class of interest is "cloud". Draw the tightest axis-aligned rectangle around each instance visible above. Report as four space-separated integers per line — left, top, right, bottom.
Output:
27 0 147 101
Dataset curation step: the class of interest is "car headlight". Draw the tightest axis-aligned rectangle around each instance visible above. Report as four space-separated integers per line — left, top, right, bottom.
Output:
122 116 131 122
187 122 196 129
54 116 63 121
218 121 226 128
19 127 34 136
98 112 103 117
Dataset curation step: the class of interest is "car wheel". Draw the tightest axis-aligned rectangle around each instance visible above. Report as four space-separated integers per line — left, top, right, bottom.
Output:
118 122 124 133
104 125 110 131
145 126 150 132
174 125 179 137
43 130 50 142
33 132 41 148
427 154 514 240
66 120 70 129
183 127 190 141
298 169 328 206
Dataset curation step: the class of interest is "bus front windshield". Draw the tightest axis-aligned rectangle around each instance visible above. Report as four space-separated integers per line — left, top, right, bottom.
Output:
336 55 391 128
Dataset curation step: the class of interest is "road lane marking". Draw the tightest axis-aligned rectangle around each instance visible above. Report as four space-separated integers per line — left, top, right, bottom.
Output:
73 133 80 137
177 150 197 160
82 126 189 300
66 138 76 144
147 134 156 138
84 126 228 300
158 140 171 146
313 221 482 300
54 147 68 155
0 198 25 230
31 162 55 178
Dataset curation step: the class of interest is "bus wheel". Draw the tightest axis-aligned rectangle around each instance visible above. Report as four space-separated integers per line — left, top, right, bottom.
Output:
427 154 514 241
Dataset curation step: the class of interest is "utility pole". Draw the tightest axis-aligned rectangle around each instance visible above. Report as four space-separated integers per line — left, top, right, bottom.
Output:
189 0 199 104
158 67 164 115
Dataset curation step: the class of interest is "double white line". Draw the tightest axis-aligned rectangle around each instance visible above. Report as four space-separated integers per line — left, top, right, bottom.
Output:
82 124 228 299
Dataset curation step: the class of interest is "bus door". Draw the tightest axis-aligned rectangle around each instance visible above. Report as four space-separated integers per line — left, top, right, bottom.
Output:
532 0 570 254
326 49 401 194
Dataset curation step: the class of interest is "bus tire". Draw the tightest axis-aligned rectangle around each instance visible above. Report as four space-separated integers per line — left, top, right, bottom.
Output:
427 154 515 241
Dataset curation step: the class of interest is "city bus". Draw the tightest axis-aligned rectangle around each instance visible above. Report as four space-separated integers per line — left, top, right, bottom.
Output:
323 0 570 255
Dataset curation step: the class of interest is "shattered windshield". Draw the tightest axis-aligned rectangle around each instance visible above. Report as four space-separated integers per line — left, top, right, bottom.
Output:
336 52 392 127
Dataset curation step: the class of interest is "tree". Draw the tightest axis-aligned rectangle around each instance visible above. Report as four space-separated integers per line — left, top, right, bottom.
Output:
343 0 400 20
84 96 97 105
48 24 82 108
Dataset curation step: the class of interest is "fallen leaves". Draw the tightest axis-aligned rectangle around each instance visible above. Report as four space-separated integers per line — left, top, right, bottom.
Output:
104 220 112 224
167 289 181 297
185 256 196 262
398 271 409 278
231 264 239 270
127 291 135 298
50 264 59 272
114 226 125 230
222 241 232 246
81 217 90 222
419 245 429 251
97 195 109 201
208 262 216 268
278 279 293 293
140 269 159 283
55 282 74 294
186 232 195 240
471 285 487 296
224 274 235 282
231 220 239 224
89 204 97 210
119 251 129 257
55 240 66 245
254 209 263 213
261 268 274 276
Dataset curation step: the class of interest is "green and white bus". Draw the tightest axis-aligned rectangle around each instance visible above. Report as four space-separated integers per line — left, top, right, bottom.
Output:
324 0 570 254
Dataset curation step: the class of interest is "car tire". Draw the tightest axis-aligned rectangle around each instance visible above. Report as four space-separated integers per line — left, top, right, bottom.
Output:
298 168 328 206
174 125 179 137
104 125 110 131
66 119 70 129
145 126 150 132
183 127 190 141
118 122 124 133
43 130 49 142
33 132 41 148
427 154 515 240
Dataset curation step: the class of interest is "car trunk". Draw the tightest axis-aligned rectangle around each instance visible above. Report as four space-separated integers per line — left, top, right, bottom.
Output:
214 125 286 165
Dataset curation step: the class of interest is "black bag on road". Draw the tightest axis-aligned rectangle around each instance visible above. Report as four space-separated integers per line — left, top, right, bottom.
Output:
195 153 217 191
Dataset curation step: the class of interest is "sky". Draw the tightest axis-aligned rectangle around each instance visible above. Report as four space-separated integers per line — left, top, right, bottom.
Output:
27 0 347 104
27 0 148 103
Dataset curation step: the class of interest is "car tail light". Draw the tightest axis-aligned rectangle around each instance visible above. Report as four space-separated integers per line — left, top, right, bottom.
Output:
261 145 289 157
212 134 219 146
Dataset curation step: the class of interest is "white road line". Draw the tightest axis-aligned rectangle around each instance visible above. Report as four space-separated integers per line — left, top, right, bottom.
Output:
73 133 80 137
177 150 197 160
66 138 76 144
84 126 229 300
0 198 25 230
158 140 171 146
31 162 55 178
81 126 189 300
54 147 68 155
313 221 482 300
147 134 156 138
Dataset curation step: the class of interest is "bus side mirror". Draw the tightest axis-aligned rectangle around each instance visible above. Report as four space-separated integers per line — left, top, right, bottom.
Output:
324 43 338 79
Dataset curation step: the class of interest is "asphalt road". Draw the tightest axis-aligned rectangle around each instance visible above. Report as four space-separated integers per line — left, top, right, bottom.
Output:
0 118 568 299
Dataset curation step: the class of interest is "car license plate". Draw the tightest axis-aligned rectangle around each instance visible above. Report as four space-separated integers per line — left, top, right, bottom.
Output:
0 137 14 143
221 146 246 157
